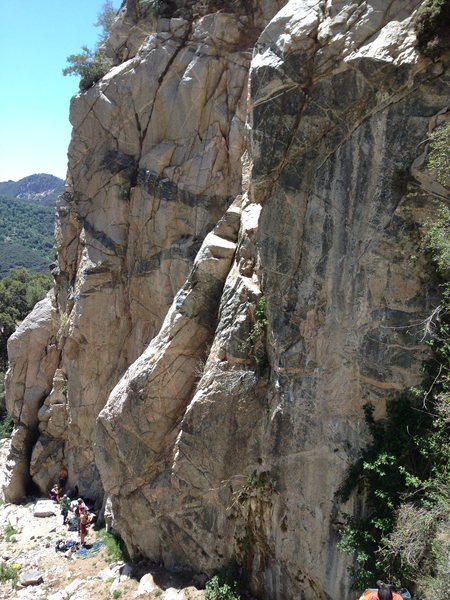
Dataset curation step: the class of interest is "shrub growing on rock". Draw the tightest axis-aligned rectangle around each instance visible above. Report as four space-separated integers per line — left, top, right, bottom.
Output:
204 562 245 600
63 46 113 91
0 562 19 585
414 0 450 58
63 1 116 90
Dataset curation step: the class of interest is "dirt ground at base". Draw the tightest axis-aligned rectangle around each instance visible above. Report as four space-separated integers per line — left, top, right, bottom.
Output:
0 498 206 600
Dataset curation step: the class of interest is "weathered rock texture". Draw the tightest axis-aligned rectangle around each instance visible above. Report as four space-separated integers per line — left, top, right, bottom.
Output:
3 1 449 599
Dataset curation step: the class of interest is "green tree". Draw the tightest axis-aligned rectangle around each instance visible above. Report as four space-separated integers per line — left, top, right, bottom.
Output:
63 1 117 90
95 1 117 41
63 46 113 90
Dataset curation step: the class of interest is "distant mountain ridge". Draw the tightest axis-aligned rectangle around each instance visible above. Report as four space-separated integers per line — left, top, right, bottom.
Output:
0 173 64 206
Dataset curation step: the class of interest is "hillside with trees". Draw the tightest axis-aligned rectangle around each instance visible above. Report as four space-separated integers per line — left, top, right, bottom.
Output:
0 173 61 276
0 195 55 277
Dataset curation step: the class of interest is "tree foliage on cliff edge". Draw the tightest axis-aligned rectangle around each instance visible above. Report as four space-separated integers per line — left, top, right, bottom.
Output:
63 1 116 90
336 122 449 596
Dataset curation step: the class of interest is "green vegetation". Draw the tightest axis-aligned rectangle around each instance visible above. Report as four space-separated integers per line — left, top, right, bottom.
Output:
422 203 450 277
94 0 117 35
205 577 240 600
63 46 113 91
414 0 450 58
0 267 52 369
61 378 68 398
232 470 276 506
336 398 443 588
336 123 449 595
427 121 450 188
3 525 18 543
205 563 244 600
137 0 162 18
63 1 116 90
96 528 129 562
337 296 449 592
0 562 19 585
379 399 449 598
239 296 268 367
0 194 55 276
0 410 13 440
0 267 52 438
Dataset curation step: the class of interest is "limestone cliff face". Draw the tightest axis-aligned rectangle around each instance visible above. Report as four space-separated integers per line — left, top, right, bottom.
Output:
3 1 449 599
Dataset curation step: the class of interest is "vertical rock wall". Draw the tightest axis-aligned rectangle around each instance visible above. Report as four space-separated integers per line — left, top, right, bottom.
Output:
3 1 449 599
5 0 277 501
241 2 448 597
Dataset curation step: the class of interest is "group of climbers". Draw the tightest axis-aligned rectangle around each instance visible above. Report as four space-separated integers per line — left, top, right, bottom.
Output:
48 463 94 546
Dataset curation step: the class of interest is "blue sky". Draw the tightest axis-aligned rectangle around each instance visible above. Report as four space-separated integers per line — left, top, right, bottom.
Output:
0 0 121 182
